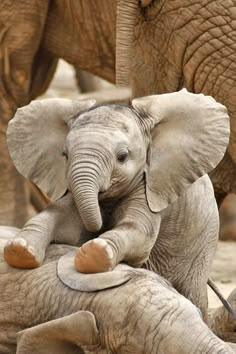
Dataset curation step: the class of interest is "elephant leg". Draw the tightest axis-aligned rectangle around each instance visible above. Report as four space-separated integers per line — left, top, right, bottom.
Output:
209 151 236 197
0 1 53 227
146 175 219 320
186 33 236 196
75 183 161 273
4 193 84 269
29 47 58 100
214 191 227 209
219 193 236 241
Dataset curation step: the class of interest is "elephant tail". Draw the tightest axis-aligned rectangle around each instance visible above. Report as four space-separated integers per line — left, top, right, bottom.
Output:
207 277 236 319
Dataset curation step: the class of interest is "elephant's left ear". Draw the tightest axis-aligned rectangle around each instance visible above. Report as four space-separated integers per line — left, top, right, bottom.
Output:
132 90 230 212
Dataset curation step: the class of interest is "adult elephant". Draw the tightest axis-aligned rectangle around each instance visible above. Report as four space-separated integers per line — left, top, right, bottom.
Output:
0 227 236 354
116 0 236 203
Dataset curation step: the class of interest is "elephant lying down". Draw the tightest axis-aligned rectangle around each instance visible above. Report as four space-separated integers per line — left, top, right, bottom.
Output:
0 227 235 354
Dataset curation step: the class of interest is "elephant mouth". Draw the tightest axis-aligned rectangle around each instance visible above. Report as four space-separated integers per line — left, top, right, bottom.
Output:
98 180 122 201
98 189 116 201
98 177 139 201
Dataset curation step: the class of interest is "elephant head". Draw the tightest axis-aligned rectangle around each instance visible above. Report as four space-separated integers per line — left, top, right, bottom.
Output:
7 91 229 233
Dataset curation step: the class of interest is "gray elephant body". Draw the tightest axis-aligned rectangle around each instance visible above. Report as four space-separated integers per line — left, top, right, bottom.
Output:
4 92 229 320
0 228 235 354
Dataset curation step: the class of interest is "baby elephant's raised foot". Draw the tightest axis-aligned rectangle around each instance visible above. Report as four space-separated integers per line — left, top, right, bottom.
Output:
4 238 40 269
74 239 114 273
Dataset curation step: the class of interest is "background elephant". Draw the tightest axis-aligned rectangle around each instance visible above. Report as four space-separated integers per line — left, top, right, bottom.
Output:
116 0 236 204
4 91 229 319
0 227 235 354
1 0 236 228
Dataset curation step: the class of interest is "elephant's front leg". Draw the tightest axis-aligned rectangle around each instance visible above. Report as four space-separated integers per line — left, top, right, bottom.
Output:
4 193 83 268
75 183 161 273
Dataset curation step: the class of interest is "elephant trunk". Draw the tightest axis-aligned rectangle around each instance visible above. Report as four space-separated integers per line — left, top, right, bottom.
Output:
70 159 103 233
116 0 139 86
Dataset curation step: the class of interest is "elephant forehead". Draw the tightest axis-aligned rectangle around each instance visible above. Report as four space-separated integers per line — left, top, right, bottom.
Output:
73 105 137 133
67 128 130 150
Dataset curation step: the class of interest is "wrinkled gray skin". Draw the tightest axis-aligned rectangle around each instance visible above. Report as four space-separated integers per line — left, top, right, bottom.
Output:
116 0 236 203
0 228 235 354
4 91 229 322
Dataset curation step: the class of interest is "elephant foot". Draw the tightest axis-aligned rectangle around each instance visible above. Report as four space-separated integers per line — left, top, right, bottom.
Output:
74 238 114 273
4 238 41 269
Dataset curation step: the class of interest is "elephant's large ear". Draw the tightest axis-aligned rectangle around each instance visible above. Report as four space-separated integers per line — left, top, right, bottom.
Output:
57 252 134 291
132 90 229 212
7 98 96 201
16 311 99 354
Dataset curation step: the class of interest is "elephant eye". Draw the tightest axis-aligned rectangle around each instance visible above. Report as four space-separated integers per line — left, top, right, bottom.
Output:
117 150 129 163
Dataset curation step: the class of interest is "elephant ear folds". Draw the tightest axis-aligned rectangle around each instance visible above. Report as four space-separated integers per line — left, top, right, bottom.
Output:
16 311 99 354
132 90 230 212
7 98 96 201
57 252 134 292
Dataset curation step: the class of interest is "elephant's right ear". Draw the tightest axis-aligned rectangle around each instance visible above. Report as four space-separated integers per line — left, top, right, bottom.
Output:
7 98 96 201
16 311 99 354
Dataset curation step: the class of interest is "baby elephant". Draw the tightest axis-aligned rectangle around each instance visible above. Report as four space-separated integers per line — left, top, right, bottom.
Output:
4 90 229 276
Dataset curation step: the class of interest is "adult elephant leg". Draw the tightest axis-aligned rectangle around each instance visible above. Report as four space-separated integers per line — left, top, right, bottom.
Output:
210 151 236 242
0 81 29 227
0 1 51 226
0 119 29 227
29 47 58 100
181 2 236 196
203 111 236 198
185 34 236 240
218 193 236 241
